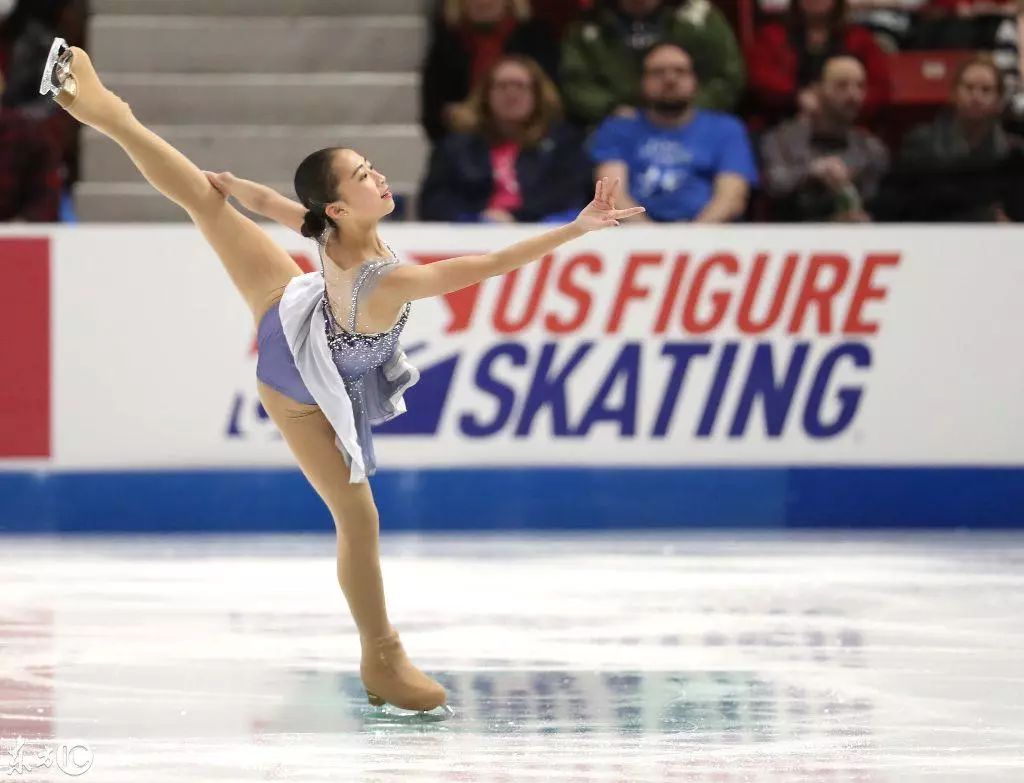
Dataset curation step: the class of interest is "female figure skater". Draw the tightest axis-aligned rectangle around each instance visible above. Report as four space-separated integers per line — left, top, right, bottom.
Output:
39 40 644 713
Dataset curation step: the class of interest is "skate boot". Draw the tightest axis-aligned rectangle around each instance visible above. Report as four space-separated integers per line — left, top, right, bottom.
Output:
360 629 447 712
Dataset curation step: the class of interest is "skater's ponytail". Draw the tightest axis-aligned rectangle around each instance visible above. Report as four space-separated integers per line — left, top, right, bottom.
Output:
295 147 343 243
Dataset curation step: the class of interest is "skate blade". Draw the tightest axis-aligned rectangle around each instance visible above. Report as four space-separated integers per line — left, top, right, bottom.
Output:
364 703 455 724
39 37 71 98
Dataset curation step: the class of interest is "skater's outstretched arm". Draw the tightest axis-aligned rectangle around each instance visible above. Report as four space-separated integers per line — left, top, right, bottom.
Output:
377 177 644 305
205 172 306 235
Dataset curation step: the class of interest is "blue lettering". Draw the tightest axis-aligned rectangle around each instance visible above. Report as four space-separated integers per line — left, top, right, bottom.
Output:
729 343 809 437
578 343 641 436
804 343 870 437
697 343 738 437
516 343 594 436
652 343 711 437
460 342 528 436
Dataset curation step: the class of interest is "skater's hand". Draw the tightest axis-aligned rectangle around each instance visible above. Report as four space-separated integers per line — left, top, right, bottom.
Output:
204 170 236 199
573 177 646 234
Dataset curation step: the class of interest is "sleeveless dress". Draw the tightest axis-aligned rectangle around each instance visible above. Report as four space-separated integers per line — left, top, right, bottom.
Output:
256 253 419 484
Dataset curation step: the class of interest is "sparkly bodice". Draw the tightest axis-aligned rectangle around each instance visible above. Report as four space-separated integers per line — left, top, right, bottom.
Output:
322 256 412 448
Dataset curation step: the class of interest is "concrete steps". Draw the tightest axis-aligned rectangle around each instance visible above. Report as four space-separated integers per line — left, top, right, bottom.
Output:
77 2 430 222
90 16 427 73
91 0 427 15
81 125 426 184
74 181 417 222
106 73 419 125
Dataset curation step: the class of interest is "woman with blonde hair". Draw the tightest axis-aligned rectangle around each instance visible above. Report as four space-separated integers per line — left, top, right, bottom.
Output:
421 0 559 142
420 53 592 223
39 38 643 714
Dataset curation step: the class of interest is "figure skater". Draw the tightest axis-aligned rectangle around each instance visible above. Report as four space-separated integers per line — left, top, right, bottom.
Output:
39 39 644 714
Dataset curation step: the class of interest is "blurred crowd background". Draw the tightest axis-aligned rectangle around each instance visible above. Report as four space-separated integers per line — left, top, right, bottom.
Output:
3 0 1024 226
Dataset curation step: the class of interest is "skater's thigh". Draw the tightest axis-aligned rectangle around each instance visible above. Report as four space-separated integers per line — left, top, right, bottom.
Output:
257 381 376 523
191 199 303 323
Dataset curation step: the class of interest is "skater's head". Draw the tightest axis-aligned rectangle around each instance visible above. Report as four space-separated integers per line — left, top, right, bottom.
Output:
294 147 395 241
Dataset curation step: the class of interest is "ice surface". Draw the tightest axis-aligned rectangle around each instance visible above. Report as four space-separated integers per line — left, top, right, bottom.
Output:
1 532 1022 781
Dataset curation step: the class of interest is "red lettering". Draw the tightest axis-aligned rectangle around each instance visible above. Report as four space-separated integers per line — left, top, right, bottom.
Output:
494 255 554 333
737 252 798 334
606 253 663 333
546 253 602 333
683 253 738 334
844 253 900 334
654 254 688 334
787 253 850 334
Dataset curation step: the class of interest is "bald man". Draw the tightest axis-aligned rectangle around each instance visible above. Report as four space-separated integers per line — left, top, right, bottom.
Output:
761 55 889 222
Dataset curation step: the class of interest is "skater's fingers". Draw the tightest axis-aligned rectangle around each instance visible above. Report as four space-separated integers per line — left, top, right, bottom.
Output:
204 171 230 197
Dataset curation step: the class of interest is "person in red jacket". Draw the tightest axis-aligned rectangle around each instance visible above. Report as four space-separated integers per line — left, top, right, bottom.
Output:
745 0 890 127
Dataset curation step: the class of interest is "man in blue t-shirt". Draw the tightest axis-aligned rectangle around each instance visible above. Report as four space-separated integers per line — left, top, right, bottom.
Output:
588 42 758 223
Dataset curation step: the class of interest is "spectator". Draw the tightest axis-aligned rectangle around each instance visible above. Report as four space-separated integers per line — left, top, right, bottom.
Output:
419 54 592 222
0 0 71 116
532 0 588 38
588 42 757 223
746 0 890 125
0 71 62 222
421 0 559 143
884 55 1024 220
561 0 745 127
760 55 889 221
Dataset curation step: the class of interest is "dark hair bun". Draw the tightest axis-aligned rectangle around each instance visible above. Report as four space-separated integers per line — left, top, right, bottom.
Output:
301 208 329 239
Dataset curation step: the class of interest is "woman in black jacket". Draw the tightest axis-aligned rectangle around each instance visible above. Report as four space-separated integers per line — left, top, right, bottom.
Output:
419 53 592 223
421 0 560 143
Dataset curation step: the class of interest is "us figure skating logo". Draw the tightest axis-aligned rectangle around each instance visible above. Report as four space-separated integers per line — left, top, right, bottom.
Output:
227 247 899 458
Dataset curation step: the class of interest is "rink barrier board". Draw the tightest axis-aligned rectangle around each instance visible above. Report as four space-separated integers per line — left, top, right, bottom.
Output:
0 466 1022 533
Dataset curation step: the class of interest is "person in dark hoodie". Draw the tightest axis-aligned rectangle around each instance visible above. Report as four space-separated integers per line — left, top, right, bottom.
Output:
419 53 592 223
560 0 745 128
0 0 73 115
420 0 559 143
878 55 1024 222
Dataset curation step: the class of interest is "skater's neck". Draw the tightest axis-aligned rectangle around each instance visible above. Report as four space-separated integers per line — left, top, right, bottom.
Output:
324 222 389 271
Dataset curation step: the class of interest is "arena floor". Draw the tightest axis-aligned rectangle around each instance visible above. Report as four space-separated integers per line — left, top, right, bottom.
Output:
2 532 1022 781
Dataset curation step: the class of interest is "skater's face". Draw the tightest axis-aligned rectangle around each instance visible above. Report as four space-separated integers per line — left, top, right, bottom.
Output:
462 0 508 25
488 60 536 125
326 149 395 223
954 62 1003 123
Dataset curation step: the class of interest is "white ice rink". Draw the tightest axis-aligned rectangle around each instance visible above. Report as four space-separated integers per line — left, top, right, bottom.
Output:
2 533 1023 782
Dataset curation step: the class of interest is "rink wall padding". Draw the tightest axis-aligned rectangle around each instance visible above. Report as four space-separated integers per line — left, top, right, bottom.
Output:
2 225 1024 532
0 467 1022 533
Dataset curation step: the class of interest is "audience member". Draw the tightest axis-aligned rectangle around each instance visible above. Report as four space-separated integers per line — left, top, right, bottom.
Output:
760 56 889 221
588 42 757 223
880 55 1024 220
421 0 559 143
0 0 72 116
419 54 592 222
561 0 745 127
531 0 588 38
746 0 890 125
0 72 62 222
